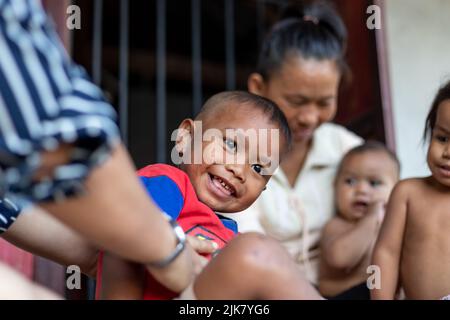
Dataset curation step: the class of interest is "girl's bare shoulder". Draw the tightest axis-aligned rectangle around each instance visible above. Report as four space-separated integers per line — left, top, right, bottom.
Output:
392 177 436 199
396 177 429 190
387 178 429 202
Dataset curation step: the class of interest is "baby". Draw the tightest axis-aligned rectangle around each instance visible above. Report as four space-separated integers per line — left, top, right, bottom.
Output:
319 141 400 299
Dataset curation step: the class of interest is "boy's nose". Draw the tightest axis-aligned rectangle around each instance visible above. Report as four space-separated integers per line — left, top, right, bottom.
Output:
224 163 246 183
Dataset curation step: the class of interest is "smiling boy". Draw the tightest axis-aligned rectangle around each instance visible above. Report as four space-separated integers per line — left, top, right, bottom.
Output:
97 91 322 300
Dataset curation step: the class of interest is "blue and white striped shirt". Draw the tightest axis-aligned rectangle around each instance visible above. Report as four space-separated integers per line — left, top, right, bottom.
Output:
0 0 120 232
0 197 19 233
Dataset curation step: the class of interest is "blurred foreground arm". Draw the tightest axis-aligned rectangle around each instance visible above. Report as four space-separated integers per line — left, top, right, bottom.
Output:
39 143 194 292
2 206 98 278
0 262 61 300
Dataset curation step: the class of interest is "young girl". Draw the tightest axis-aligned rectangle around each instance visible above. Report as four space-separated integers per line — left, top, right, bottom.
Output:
229 1 363 284
319 142 400 299
372 81 450 300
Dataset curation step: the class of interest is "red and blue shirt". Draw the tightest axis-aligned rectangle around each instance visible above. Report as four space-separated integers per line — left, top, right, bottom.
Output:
96 164 238 299
138 164 238 248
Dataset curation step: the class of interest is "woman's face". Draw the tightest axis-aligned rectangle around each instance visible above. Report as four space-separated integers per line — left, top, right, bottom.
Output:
249 56 340 145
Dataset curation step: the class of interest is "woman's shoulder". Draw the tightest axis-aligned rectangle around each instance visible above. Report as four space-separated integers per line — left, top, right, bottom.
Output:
316 123 361 141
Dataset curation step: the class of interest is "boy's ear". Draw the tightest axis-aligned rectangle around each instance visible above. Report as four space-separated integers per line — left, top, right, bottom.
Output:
176 118 195 155
247 73 266 96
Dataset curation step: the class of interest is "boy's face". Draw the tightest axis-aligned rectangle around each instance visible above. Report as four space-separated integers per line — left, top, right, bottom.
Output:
178 104 285 213
427 100 450 187
335 151 398 221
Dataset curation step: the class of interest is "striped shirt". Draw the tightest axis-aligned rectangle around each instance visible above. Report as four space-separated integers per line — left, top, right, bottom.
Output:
0 197 19 233
0 0 120 232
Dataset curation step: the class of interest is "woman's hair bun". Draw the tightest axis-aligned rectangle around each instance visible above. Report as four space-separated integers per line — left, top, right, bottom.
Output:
279 1 347 50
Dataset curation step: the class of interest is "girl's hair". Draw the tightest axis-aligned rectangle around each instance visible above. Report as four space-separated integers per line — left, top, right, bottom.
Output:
424 80 450 142
257 0 348 80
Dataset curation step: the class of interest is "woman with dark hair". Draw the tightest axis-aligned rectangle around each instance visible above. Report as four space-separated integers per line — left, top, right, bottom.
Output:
230 1 363 285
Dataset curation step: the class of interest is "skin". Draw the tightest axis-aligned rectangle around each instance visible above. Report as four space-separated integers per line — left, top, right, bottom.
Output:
179 103 281 213
2 206 98 278
0 262 61 299
100 103 322 300
372 100 450 300
335 151 398 222
2 151 100 278
248 55 340 187
319 151 399 297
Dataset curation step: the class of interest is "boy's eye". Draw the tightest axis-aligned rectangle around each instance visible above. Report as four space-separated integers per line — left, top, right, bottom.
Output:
224 138 237 151
344 177 357 186
369 180 382 187
251 164 263 175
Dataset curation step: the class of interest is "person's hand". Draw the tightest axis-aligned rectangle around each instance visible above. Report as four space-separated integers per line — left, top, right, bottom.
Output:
186 235 218 275
145 235 218 293
146 244 193 293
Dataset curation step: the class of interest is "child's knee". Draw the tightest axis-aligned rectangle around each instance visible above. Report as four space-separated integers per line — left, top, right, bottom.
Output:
228 233 291 273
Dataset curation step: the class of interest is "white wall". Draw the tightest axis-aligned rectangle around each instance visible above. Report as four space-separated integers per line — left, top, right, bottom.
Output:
384 0 450 178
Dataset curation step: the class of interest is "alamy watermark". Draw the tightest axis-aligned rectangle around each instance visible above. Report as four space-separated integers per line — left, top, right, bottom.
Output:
367 264 381 290
64 263 383 292
66 265 81 290
170 121 281 176
366 5 382 30
64 4 381 31
66 5 81 30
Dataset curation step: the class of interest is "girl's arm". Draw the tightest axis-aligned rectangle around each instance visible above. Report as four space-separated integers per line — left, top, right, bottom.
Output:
371 182 408 299
321 201 384 270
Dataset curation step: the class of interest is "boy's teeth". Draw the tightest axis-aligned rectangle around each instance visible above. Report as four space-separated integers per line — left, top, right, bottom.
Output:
214 176 233 194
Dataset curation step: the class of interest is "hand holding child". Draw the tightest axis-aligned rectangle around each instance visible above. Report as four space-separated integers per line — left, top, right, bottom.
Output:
186 235 218 276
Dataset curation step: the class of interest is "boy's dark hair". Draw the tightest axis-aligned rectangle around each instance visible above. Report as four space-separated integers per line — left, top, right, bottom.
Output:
257 0 348 80
336 140 401 180
423 80 450 142
196 91 292 149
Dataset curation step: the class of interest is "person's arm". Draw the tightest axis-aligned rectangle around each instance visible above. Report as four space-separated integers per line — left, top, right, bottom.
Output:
0 2 189 295
2 206 98 277
38 143 193 293
321 202 384 270
99 235 216 300
0 262 61 300
371 183 408 300
100 252 145 300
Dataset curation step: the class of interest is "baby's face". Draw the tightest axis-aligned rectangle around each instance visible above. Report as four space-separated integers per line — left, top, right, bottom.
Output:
335 151 398 221
180 105 285 213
